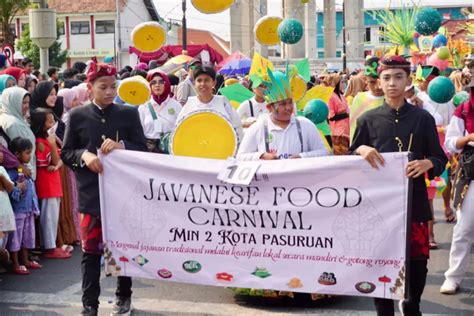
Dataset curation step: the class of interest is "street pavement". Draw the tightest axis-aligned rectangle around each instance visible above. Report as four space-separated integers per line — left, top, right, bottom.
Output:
0 199 472 315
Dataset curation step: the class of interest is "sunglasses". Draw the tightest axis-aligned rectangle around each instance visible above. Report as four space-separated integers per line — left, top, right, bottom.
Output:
150 79 165 85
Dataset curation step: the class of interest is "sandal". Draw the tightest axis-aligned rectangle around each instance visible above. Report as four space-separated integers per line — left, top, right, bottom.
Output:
13 265 31 275
43 248 72 259
429 240 439 249
26 260 42 270
445 210 456 223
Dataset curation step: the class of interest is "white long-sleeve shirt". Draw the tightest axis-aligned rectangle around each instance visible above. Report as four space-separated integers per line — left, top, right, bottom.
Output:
177 95 243 140
237 115 330 161
138 97 182 139
445 115 474 154
236 97 268 122
418 91 455 126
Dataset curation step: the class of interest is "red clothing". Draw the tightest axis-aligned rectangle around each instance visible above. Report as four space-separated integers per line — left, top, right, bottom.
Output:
35 138 62 198
328 93 350 138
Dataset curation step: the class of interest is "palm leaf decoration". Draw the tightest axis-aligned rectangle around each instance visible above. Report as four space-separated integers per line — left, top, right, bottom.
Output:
371 5 420 48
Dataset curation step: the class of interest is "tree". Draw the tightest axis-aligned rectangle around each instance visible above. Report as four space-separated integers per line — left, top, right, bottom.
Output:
17 21 68 69
0 0 30 45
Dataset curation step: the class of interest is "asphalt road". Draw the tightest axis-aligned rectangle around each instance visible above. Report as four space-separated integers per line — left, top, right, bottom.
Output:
0 199 472 315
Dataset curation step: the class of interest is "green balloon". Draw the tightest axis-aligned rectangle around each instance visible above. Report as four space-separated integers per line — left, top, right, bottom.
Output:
452 91 469 107
278 18 304 44
414 8 442 36
304 99 328 125
428 77 455 104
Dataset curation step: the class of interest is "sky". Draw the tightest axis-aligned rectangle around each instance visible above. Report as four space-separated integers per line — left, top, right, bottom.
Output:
152 0 471 41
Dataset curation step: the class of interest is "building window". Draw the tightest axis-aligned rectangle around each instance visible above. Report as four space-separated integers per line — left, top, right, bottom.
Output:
58 22 65 36
9 24 16 36
71 21 90 35
317 51 324 59
21 23 29 32
96 20 115 34
336 51 342 58
365 27 371 43
378 26 387 43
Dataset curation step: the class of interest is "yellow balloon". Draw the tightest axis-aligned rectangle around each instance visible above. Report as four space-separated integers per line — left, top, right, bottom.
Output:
131 22 166 53
171 111 238 159
118 76 151 106
254 16 283 46
290 75 307 102
191 0 235 14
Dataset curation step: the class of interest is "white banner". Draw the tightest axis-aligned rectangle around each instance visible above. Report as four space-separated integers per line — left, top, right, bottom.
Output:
99 151 409 299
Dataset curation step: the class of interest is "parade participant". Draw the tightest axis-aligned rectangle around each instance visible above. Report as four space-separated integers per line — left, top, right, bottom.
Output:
351 55 447 316
21 58 34 76
416 66 456 224
237 68 329 160
236 80 269 128
0 74 16 96
343 73 365 106
6 137 41 275
323 73 350 155
71 84 90 106
61 62 147 316
440 79 474 295
0 67 26 89
0 54 6 71
177 65 243 139
25 76 38 95
176 59 201 105
30 108 69 259
58 88 79 126
0 87 36 179
47 68 59 83
138 70 181 153
349 57 385 142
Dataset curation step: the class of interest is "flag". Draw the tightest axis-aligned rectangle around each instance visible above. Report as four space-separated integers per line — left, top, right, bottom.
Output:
219 83 255 108
249 52 274 79
294 58 311 83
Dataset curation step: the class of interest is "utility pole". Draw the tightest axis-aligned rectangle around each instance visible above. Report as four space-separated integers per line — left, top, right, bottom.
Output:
182 0 187 55
342 0 347 72
116 0 122 68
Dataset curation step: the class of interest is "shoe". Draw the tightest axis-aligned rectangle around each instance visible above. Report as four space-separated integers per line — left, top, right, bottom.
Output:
440 279 459 294
81 305 98 316
44 248 72 259
111 296 132 315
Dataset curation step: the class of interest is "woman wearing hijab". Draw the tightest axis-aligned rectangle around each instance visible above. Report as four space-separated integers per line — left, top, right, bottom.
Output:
0 87 36 179
31 82 77 250
0 67 26 88
138 71 182 153
25 76 38 94
71 84 89 106
0 75 16 96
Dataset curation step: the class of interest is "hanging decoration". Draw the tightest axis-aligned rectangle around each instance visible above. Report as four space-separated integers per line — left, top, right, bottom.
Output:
254 16 284 46
191 0 235 14
131 22 167 53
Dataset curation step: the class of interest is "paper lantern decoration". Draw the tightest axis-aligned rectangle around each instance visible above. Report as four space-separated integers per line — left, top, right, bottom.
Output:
131 22 166 53
254 16 283 46
428 77 455 104
414 8 442 36
427 53 449 72
436 46 450 60
191 0 234 14
290 75 307 102
432 34 448 48
118 76 151 106
304 99 329 125
453 91 469 107
278 18 304 45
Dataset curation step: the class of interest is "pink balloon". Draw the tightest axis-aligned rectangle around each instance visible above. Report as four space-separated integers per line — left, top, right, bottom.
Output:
427 54 449 71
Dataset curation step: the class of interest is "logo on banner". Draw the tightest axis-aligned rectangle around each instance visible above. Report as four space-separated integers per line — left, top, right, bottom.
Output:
419 36 433 54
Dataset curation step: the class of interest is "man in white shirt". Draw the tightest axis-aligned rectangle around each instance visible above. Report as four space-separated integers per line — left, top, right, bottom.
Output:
177 65 243 139
237 98 329 161
176 59 201 105
237 81 269 128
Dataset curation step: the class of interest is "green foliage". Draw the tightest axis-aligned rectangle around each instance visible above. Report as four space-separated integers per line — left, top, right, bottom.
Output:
17 21 67 69
0 0 30 45
371 6 420 48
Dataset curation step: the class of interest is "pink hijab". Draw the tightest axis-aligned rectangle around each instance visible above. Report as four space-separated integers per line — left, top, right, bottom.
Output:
71 85 89 105
58 88 77 111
